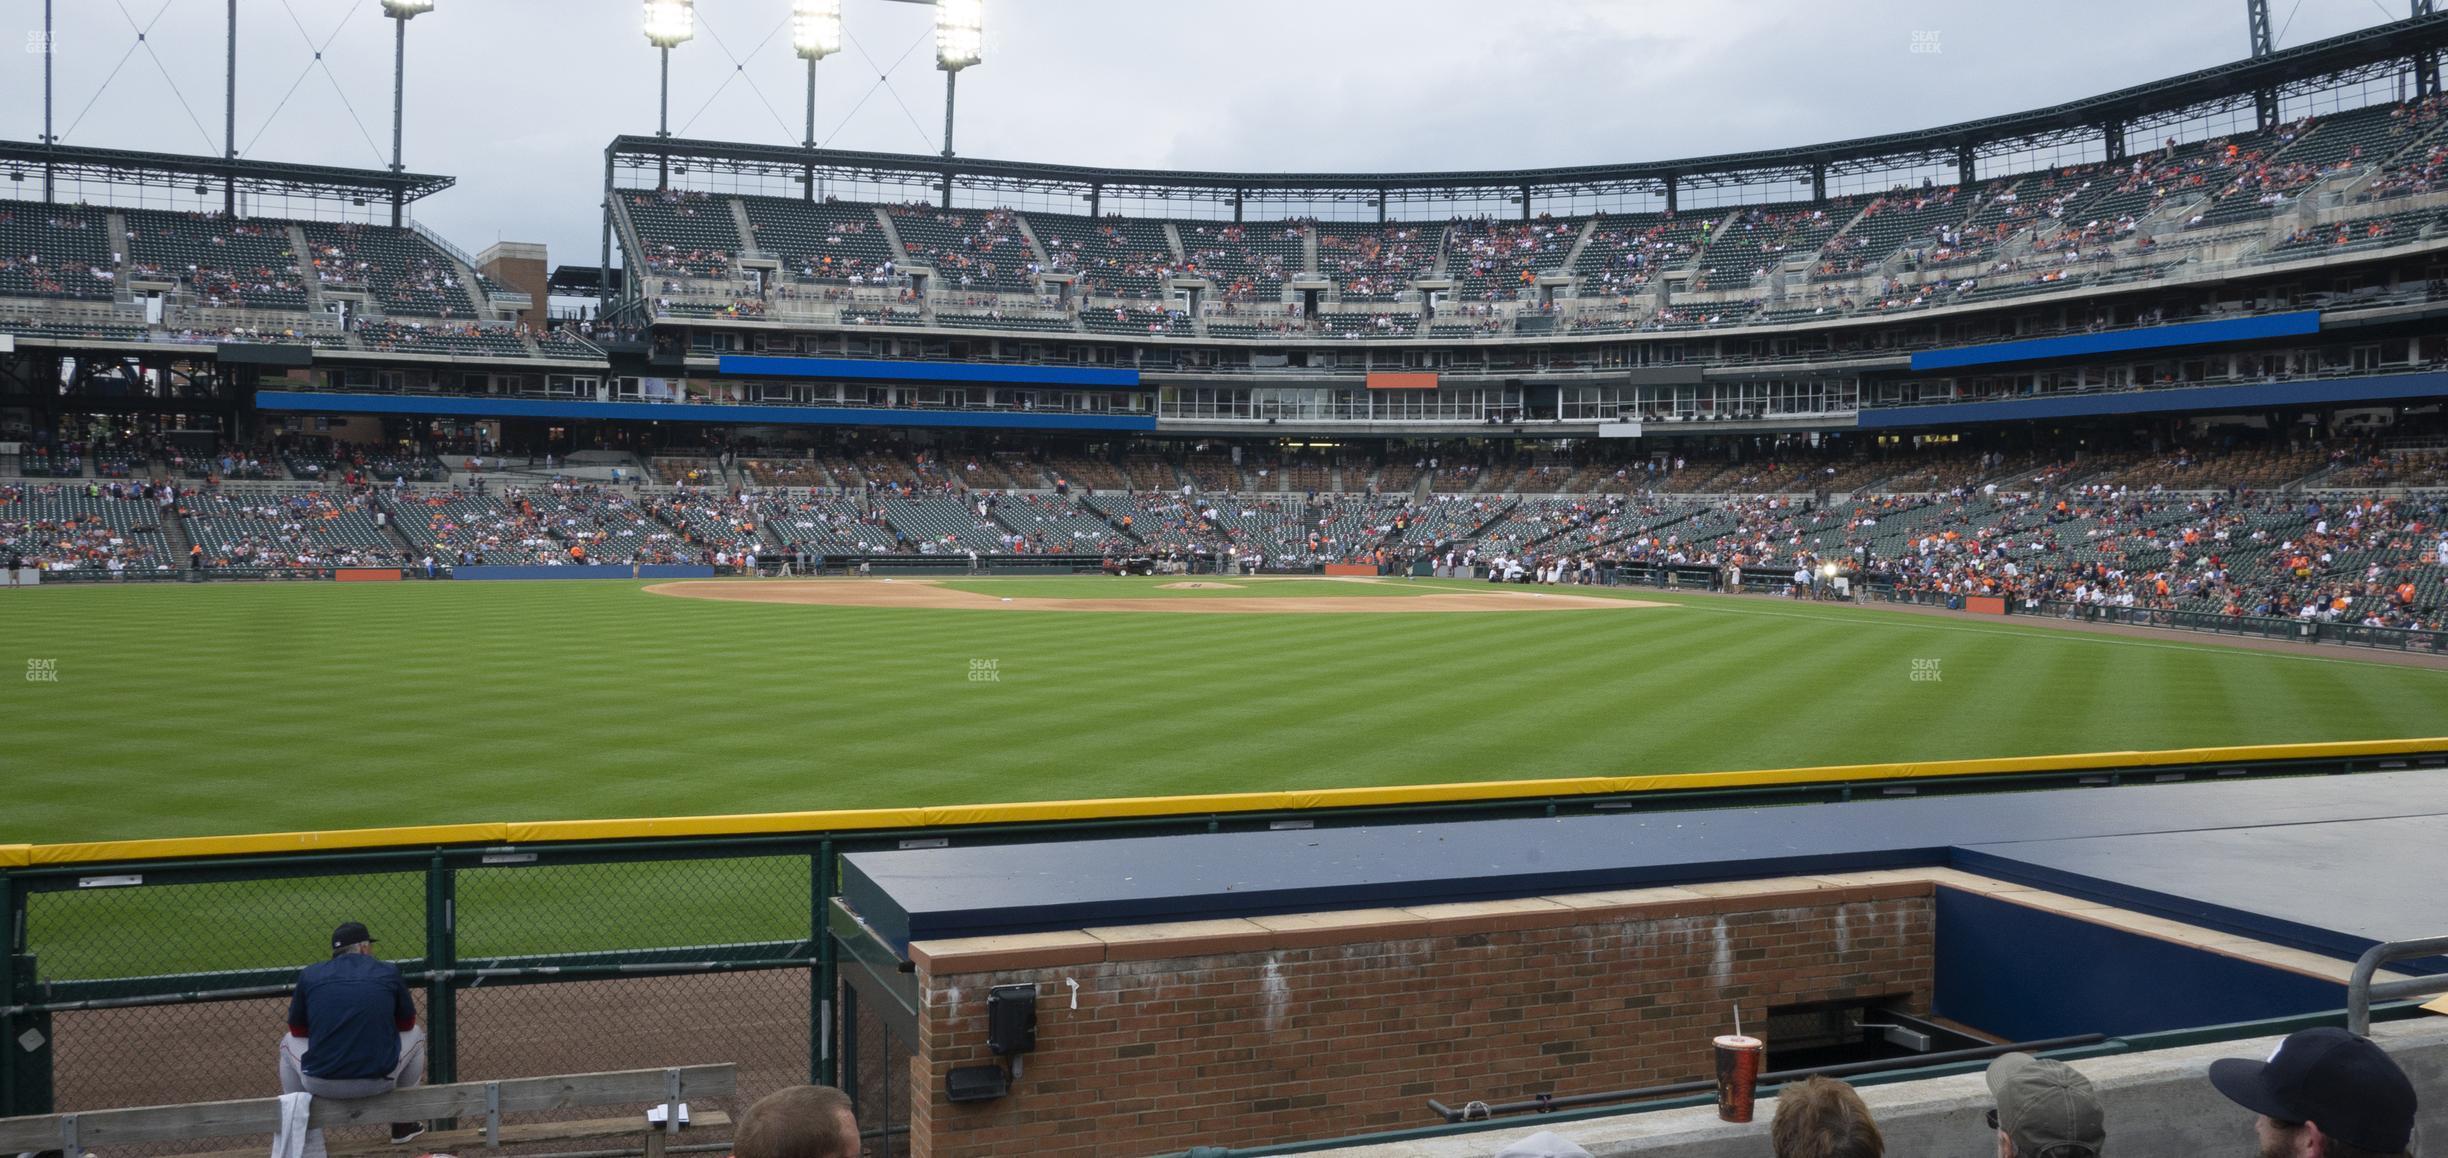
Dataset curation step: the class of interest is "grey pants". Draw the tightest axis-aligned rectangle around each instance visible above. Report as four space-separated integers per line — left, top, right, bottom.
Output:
278 1026 427 1099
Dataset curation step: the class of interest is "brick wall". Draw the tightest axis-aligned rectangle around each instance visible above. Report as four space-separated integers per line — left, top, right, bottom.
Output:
475 242 548 331
905 878 1936 1158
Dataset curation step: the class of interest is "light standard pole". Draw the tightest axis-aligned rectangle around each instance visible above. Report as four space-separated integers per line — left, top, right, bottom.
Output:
41 0 55 202
642 0 696 189
934 0 983 209
225 0 238 214
380 0 433 227
792 0 842 202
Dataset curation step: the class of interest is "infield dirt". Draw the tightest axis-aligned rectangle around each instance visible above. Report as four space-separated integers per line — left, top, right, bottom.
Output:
645 578 1669 614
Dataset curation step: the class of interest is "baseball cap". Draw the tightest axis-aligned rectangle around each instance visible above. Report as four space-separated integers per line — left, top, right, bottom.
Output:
2208 1027 2416 1154
1985 1052 2105 1157
330 921 376 955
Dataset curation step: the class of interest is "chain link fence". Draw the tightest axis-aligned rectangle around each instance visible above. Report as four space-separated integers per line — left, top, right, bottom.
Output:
846 978 913 1158
3 844 861 1156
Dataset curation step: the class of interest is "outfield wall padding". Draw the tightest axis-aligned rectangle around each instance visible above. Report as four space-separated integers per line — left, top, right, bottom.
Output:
450 565 716 581
18 736 2447 867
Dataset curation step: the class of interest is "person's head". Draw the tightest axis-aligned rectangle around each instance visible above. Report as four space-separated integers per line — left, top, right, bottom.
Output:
1770 1074 1883 1158
329 921 376 958
732 1084 858 1158
1985 1052 2105 1158
2210 1027 2416 1158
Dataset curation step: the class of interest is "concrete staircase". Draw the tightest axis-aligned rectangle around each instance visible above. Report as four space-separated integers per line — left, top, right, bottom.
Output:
1010 212 1053 267
729 199 763 258
287 223 326 317
873 207 913 263
1558 217 1602 283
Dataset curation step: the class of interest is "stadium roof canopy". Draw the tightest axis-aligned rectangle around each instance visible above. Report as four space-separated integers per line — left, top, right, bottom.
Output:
0 141 455 205
610 10 2448 208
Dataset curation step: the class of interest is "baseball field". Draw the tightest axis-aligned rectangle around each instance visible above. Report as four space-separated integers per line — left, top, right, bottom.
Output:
6 574 2446 847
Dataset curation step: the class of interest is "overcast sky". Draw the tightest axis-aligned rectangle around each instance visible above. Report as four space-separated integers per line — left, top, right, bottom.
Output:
2 0 2416 264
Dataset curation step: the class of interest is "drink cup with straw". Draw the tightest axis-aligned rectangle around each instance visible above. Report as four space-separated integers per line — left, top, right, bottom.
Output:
1714 1004 1765 1123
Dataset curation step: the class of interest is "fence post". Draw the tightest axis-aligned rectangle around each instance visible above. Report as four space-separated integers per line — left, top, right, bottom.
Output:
0 874 13 1117
1 874 50 1118
814 839 837 1087
840 982 859 1116
426 855 458 1085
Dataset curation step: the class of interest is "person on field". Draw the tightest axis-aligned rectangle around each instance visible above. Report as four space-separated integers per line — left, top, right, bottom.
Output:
731 1084 861 1158
280 922 428 1144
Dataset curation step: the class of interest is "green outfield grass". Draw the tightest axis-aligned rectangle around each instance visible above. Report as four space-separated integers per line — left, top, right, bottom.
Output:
4 576 2444 849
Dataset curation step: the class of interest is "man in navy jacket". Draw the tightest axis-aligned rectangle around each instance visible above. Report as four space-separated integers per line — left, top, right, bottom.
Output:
279 921 428 1144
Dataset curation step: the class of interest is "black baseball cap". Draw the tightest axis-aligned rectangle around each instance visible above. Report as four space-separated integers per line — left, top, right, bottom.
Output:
2208 1027 2416 1154
330 921 376 955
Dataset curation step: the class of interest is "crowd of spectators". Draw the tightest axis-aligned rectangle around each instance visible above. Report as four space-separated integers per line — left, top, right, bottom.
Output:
885 205 1036 293
0 204 117 298
627 188 734 279
124 211 305 309
1177 221 1298 303
0 480 173 572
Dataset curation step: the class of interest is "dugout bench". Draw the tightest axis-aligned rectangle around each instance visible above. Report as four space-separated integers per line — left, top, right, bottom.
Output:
0 1063 734 1158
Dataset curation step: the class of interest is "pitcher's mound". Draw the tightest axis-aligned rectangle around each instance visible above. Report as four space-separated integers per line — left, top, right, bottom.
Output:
646 579 1669 614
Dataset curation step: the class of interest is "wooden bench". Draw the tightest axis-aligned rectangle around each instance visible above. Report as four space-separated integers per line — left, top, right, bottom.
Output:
0 1064 734 1158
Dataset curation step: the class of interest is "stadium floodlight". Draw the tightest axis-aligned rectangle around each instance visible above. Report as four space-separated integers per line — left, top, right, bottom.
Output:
935 0 983 71
792 0 842 60
644 0 693 187
934 0 983 181
379 0 433 17
642 0 694 48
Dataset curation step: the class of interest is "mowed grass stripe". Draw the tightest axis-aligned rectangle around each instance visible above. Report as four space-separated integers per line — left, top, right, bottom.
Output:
4 580 2446 843
1612 618 1891 769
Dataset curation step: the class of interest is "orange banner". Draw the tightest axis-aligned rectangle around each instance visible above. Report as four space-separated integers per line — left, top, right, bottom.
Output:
1323 563 1379 576
1965 595 2007 615
1366 371 1439 390
335 568 403 582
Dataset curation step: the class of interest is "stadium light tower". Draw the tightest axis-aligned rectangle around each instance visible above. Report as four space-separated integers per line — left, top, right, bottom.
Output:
644 0 696 188
794 0 842 200
795 0 843 144
935 0 983 207
41 0 54 201
381 0 434 228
